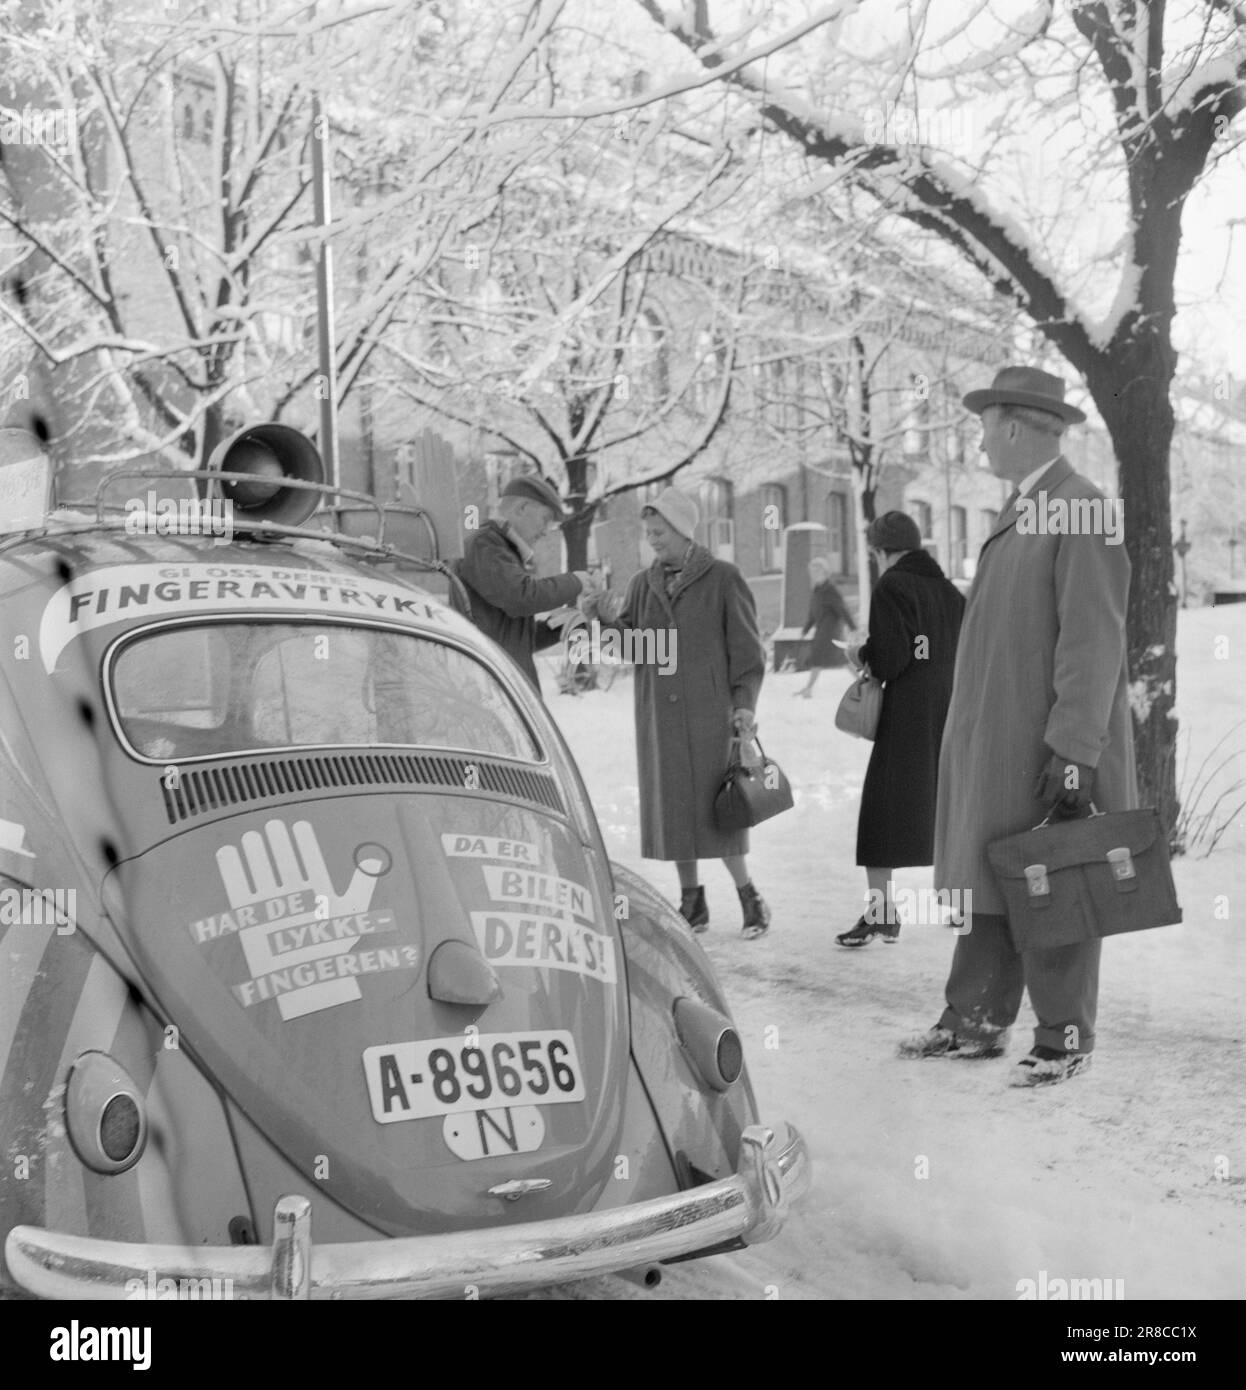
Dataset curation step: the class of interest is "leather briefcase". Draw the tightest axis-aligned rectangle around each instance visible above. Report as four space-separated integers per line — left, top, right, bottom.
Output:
835 670 883 741
987 806 1182 952
714 737 794 831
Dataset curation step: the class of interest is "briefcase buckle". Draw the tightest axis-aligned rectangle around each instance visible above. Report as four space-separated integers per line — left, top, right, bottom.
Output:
1106 846 1136 891
1024 863 1051 901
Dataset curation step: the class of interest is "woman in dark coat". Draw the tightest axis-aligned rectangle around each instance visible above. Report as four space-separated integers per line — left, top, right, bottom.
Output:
838 511 965 946
797 557 854 696
588 488 770 938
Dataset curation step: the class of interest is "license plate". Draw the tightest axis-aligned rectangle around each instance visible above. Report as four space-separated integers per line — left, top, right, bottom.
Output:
363 1030 586 1123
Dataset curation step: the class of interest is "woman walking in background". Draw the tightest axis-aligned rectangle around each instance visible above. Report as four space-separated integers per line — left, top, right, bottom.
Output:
796 556 854 697
838 511 965 947
586 488 771 939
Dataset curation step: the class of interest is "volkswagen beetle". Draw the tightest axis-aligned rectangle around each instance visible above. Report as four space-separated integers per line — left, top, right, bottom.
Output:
0 423 808 1300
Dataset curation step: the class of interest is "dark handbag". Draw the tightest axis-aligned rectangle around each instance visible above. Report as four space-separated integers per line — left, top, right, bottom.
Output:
835 668 883 741
714 737 794 831
987 806 1182 952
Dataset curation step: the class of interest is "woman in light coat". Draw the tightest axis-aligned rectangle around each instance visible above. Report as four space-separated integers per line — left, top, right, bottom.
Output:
589 488 770 938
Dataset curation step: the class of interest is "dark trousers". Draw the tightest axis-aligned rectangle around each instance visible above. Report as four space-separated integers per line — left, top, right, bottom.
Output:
938 912 1100 1054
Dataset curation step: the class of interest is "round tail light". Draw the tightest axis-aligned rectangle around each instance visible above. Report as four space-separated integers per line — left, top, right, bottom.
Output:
65 1051 148 1174
673 996 744 1092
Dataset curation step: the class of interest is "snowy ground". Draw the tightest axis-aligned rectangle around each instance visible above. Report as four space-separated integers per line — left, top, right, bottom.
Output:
534 603 1246 1301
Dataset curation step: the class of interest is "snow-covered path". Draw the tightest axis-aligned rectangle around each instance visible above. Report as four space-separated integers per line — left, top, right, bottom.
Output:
538 604 1246 1300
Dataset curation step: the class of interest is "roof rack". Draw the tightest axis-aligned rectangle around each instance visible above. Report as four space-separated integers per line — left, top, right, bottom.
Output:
6 466 469 610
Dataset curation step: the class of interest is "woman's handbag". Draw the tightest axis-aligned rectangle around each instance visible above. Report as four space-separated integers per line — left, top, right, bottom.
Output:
835 668 883 741
987 805 1182 952
714 737 794 831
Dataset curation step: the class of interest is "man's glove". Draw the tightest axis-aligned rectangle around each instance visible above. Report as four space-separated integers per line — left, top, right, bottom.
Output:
732 708 758 739
1034 752 1095 819
582 588 625 622
542 606 581 633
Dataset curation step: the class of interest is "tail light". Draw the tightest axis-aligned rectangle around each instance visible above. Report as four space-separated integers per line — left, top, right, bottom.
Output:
65 1051 148 1173
673 997 743 1092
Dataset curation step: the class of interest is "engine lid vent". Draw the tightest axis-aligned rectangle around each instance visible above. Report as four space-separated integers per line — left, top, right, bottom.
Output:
160 750 564 824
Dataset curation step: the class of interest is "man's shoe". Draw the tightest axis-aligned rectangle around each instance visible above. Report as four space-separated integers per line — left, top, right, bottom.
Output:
836 915 900 947
738 882 770 939
679 886 709 932
1009 1047 1092 1088
897 1024 1009 1060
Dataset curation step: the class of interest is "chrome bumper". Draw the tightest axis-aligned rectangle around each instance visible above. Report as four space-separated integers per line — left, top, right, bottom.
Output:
6 1123 808 1300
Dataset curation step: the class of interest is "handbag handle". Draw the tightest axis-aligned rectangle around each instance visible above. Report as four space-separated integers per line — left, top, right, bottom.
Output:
730 734 767 768
1033 801 1103 830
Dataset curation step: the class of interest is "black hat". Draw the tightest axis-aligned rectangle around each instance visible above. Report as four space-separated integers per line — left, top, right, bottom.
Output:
867 511 923 553
501 473 568 518
962 365 1086 424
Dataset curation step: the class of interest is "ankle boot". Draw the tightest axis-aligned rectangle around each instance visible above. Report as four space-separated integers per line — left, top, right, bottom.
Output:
738 882 770 939
679 885 709 932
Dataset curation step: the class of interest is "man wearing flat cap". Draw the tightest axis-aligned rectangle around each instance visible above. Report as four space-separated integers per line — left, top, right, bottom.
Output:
899 365 1137 1087
456 473 599 692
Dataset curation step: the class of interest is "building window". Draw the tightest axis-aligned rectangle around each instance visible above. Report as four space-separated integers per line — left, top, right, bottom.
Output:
768 353 800 431
760 484 787 573
689 329 726 414
981 507 999 538
949 505 967 579
699 477 734 560
826 491 849 575
903 378 931 459
628 308 669 406
910 499 933 541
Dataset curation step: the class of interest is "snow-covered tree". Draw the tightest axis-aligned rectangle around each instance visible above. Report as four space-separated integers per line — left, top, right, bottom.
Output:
633 0 1246 830
369 84 790 568
0 0 581 484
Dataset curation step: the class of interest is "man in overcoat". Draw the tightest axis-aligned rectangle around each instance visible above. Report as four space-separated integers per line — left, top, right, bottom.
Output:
456 474 597 693
900 365 1137 1087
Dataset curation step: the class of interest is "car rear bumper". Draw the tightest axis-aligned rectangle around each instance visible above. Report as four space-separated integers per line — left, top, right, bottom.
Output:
6 1122 808 1299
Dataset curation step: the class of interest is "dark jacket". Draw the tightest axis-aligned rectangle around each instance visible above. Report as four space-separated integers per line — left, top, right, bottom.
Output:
856 550 965 867
613 544 765 861
802 579 854 667
456 520 581 690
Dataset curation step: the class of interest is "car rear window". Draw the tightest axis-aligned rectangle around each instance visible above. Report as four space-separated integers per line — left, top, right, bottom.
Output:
108 620 541 762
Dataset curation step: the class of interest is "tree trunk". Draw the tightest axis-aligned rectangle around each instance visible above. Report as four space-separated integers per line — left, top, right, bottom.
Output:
1085 337 1179 840
851 449 878 633
563 505 595 570
561 455 595 570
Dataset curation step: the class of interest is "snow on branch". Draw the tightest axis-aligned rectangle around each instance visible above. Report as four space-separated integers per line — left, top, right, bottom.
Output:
632 0 1113 370
1164 51 1246 117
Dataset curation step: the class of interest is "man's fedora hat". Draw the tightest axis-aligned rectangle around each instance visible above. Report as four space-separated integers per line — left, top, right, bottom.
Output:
963 365 1086 425
501 473 569 519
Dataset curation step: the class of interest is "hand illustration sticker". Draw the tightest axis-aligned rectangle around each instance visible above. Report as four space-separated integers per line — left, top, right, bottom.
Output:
215 818 389 1019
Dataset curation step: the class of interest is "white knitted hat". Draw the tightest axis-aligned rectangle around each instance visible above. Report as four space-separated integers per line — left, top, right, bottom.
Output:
643 487 699 540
